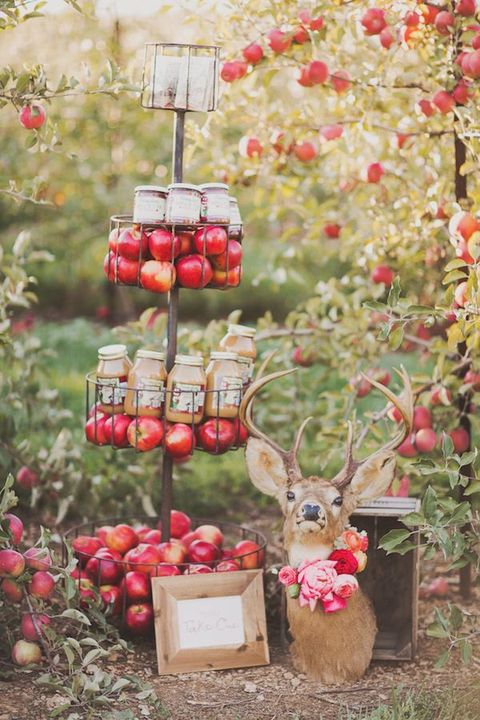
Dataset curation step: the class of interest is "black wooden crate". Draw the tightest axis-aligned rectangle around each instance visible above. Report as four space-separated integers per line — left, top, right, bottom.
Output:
352 497 420 661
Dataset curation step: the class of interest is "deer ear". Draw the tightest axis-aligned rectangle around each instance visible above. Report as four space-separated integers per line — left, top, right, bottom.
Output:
245 438 289 497
348 449 396 502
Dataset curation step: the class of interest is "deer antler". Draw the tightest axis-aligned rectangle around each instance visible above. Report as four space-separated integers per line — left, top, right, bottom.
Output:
240 368 313 483
333 366 414 490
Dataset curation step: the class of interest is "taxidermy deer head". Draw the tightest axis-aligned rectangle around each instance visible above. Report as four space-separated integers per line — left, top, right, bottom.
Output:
239 366 413 684
239 367 413 566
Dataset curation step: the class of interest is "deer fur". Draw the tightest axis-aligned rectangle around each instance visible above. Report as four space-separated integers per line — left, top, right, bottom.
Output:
240 367 413 684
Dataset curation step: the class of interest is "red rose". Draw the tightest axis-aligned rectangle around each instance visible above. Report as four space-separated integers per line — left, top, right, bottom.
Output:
329 549 358 575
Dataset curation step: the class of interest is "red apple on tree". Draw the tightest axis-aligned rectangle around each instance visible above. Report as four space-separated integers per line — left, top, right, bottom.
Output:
293 141 317 162
292 346 315 367
448 427 470 453
320 125 344 142
238 136 263 158
361 8 387 35
28 571 55 600
371 265 394 286
366 162 385 183
396 434 418 458
415 428 437 453
127 416 164 452
0 549 25 578
1 578 23 603
16 466 39 490
140 260 176 293
21 612 50 642
323 223 341 238
4 513 23 545
242 43 264 64
380 26 395 49
306 60 328 84
418 99 435 117
432 90 454 114
413 406 433 430
19 103 46 130
456 0 476 16
434 10 455 34
431 386 453 406
331 69 351 93
11 639 42 666
24 547 52 572
267 29 292 54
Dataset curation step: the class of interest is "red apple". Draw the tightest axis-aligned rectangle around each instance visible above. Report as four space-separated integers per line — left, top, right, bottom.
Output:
193 226 228 256
452 81 471 105
413 406 433 430
210 266 242 288
1 578 23 603
85 414 108 446
117 227 148 261
72 536 104 566
397 434 418 458
431 386 452 406
19 103 46 130
465 369 480 390
99 585 122 615
185 564 213 574
194 525 223 548
180 531 197 547
415 428 437 453
456 0 476 16
79 577 97 606
309 16 324 30
157 542 186 565
197 418 236 454
127 416 164 452
28 571 55 600
122 570 151 603
418 99 435 117
320 125 344 142
142 529 162 545
366 162 384 183
386 474 410 498
267 28 292 54
117 256 142 285
4 513 23 545
242 43 264 64
380 26 395 49
95 525 114 544
153 563 181 577
135 525 153 542
188 540 221 564
423 4 440 24
21 612 50 642
216 560 240 572
140 260 176 293
371 265 394 286
232 418 249 446
292 346 315 367
293 25 310 43
105 524 139 555
12 639 42 666
448 427 470 453
293 141 317 162
306 60 328 84
0 549 25 578
212 240 242 270
176 254 213 289
124 543 163 575
434 10 455 34
331 69 351 94
16 466 39 490
148 229 180 262
23 547 52 572
165 423 195 458
86 548 123 585
238 136 263 158
355 377 372 398
454 281 468 308
432 90 454 114
104 414 131 448
108 227 120 252
169 510 192 539
361 8 387 34
221 61 241 83
233 540 264 569
103 251 118 282
177 231 194 256
125 602 154 636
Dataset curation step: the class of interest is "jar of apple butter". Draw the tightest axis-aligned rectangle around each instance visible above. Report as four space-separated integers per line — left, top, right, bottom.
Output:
218 324 256 383
96 345 132 414
165 355 206 424
124 350 167 418
237 356 253 389
205 352 243 418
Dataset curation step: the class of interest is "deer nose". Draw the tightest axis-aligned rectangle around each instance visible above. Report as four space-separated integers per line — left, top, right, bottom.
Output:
302 503 321 521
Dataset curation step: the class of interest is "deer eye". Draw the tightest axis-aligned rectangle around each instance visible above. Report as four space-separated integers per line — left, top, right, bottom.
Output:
333 496 343 507
286 491 295 502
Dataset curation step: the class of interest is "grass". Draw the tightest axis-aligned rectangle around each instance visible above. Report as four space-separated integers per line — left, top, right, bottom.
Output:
342 686 480 720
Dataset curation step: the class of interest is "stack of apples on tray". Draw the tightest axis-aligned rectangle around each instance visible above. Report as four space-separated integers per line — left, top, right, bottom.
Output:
71 510 264 636
104 225 242 292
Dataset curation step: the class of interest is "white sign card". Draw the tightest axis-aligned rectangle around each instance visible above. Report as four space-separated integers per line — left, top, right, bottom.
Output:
176 595 245 650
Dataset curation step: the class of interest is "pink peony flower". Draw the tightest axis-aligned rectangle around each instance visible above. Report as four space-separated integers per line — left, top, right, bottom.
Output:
278 565 298 586
333 573 359 599
322 595 347 613
297 559 338 612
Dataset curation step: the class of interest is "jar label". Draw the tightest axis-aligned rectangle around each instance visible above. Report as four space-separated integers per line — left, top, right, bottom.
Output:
166 190 201 224
170 382 205 414
137 379 165 409
219 376 243 408
133 194 166 223
201 192 230 223
97 376 127 406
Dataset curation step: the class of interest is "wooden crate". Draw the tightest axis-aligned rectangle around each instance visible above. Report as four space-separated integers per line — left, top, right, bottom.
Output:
352 496 420 661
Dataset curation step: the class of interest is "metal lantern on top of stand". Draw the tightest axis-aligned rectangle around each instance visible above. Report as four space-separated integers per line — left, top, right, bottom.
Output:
141 42 220 542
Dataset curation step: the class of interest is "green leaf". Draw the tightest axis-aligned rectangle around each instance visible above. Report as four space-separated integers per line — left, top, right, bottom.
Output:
459 639 473 664
378 528 412 552
421 486 437 519
388 325 404 351
444 258 469 272
401 511 424 526
427 623 449 639
434 649 450 667
442 269 468 285
387 277 401 307
61 608 91 625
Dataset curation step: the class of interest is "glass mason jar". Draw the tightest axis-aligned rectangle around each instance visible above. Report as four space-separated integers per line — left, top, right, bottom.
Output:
133 186 167 224
228 197 243 241
205 352 243 418
165 355 206 424
199 183 230 224
165 184 201 224
218 324 256 383
124 349 167 418
96 344 132 414
237 356 253 390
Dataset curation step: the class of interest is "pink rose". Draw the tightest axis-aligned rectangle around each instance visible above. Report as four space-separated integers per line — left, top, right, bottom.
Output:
342 529 364 552
278 565 298 586
322 595 347 613
297 559 338 612
333 573 359 599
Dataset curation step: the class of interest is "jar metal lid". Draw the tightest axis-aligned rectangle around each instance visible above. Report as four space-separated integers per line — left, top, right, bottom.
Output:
134 185 168 193
167 183 201 192
210 351 239 361
198 183 229 191
174 354 204 367
136 349 166 361
229 197 239 204
227 324 256 338
98 344 128 359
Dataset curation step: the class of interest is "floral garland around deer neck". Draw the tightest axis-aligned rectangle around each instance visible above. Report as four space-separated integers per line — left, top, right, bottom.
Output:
278 526 368 613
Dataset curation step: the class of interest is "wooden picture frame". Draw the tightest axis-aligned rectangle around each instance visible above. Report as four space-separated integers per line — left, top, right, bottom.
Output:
151 569 270 674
